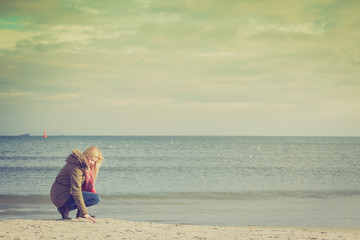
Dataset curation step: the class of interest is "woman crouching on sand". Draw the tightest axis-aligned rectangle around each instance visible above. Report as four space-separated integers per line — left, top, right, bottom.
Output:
50 147 104 223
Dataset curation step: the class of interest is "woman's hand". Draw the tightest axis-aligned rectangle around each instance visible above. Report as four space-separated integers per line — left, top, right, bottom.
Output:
84 214 96 223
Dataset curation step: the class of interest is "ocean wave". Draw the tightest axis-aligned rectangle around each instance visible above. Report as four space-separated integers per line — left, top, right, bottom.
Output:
0 194 51 204
100 190 360 201
1 190 360 205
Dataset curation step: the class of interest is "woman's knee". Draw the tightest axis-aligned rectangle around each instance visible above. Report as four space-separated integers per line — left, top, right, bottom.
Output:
94 194 100 204
88 194 100 206
82 192 101 207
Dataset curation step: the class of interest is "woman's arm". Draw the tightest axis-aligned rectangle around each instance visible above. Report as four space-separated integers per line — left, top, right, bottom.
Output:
69 167 88 216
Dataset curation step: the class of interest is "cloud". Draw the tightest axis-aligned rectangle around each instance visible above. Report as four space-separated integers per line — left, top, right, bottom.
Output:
191 52 255 58
0 0 360 135
0 91 33 98
45 92 81 101
0 29 33 50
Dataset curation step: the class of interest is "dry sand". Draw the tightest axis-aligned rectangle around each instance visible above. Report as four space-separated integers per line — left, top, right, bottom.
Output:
1 218 359 240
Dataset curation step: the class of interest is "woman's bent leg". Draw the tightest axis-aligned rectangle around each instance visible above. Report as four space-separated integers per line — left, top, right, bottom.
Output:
62 192 100 210
82 191 101 207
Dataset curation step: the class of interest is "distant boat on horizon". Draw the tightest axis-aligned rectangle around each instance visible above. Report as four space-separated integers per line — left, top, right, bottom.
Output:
19 133 30 137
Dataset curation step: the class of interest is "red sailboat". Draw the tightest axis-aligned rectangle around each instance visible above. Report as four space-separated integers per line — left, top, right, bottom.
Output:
43 130 47 138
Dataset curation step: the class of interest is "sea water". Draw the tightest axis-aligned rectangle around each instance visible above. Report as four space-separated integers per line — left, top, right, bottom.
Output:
0 136 359 226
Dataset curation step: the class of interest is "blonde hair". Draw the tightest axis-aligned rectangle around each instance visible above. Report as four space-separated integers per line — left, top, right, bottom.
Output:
83 146 104 180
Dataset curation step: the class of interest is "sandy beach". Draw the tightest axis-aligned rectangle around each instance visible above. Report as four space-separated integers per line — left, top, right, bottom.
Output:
0 219 359 240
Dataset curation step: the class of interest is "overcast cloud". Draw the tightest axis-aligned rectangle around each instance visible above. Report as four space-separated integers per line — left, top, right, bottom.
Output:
0 0 359 136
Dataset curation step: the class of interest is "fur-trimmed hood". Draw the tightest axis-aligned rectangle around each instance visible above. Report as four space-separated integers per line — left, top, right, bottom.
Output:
65 149 88 169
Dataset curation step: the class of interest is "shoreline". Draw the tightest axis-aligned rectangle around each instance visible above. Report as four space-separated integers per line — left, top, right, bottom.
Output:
1 219 360 240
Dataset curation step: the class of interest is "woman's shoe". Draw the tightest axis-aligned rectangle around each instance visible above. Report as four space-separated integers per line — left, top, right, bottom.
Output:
76 210 96 219
58 207 71 220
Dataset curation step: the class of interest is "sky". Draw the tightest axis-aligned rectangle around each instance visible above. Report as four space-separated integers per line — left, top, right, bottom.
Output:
0 0 359 136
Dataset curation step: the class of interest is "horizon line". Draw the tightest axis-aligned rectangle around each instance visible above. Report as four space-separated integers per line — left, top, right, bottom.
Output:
1 134 359 137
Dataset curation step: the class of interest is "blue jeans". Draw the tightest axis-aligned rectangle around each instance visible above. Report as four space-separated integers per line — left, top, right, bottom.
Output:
62 192 100 211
